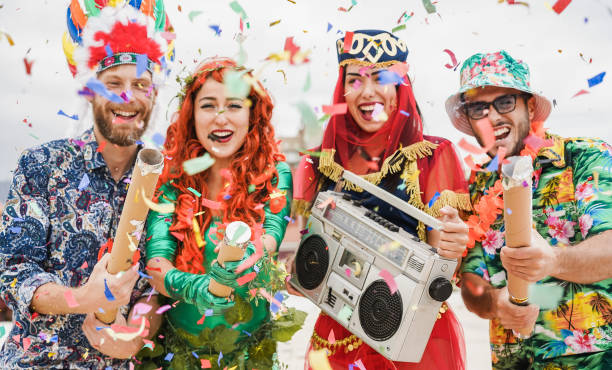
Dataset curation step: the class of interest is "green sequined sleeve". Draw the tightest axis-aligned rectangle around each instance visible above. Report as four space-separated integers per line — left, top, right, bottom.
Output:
262 162 293 251
145 182 179 262
568 138 612 236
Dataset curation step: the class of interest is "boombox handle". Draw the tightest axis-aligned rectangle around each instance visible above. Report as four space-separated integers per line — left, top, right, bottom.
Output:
341 170 442 231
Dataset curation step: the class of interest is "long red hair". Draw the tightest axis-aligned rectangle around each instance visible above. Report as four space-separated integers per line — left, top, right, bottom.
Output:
159 58 285 274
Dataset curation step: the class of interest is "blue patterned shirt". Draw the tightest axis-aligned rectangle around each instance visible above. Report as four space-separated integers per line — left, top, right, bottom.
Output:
0 128 150 369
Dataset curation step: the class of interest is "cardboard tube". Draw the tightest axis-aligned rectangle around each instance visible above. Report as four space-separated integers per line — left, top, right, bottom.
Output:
208 221 251 297
502 156 534 337
95 148 164 324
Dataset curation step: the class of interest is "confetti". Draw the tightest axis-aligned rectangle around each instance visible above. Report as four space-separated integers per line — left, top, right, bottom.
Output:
322 103 347 116
201 359 211 368
104 279 115 301
283 215 294 223
22 337 31 352
136 54 148 78
85 78 124 103
132 303 153 320
78 174 90 191
197 314 206 325
506 208 512 215
209 24 222 36
58 110 79 120
183 153 215 176
458 138 486 154
343 31 354 53
552 0 572 14
201 198 223 210
0 326 6 340
427 192 441 208
270 291 284 313
23 58 34 75
156 305 171 314
64 290 80 308
96 141 107 152
529 283 564 309
475 121 495 150
137 271 152 279
377 70 403 85
485 154 500 172
160 32 176 40
142 188 175 214
442 49 459 69
379 269 398 294
218 352 223 366
391 23 406 33
187 187 202 198
229 1 249 23
269 20 281 26
104 317 146 341
571 89 589 98
587 72 605 88
205 308 214 316
422 0 436 14
237 271 257 286
152 133 165 146
9 226 21 234
188 10 203 22
164 352 174 361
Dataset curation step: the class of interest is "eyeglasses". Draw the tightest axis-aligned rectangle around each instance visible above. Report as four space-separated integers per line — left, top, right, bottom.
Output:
463 94 528 120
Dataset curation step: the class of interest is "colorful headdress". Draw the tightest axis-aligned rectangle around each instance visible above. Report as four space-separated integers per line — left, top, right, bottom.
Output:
445 50 551 136
63 0 175 84
336 29 408 67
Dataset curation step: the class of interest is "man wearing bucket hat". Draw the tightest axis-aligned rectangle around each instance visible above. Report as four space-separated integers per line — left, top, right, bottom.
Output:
449 51 612 369
0 1 174 367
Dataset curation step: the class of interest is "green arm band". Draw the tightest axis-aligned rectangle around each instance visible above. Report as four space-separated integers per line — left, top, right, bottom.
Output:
146 183 179 262
262 162 293 250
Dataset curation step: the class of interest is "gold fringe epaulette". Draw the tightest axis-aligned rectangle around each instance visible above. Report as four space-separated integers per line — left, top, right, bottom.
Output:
291 199 313 218
318 140 438 192
339 59 399 68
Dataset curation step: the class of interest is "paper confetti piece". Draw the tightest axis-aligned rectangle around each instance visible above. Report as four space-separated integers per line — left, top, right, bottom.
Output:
529 283 564 309
197 314 206 325
458 138 486 154
399 110 411 118
209 24 222 36
64 290 79 308
308 349 332 370
552 0 572 14
354 359 367 370
132 302 153 320
269 20 281 26
142 189 175 214
237 272 257 286
343 31 354 52
427 192 441 208
85 78 124 103
0 326 5 339
485 154 500 172
587 72 605 88
57 109 79 120
377 70 403 85
316 197 336 209
229 0 249 22
78 174 90 191
188 10 203 22
104 279 115 301
201 358 211 368
156 305 171 314
205 308 214 316
9 227 21 234
201 198 223 210
135 54 148 78
422 0 437 14
23 58 34 75
327 329 336 345
475 121 495 150
379 269 398 294
187 187 202 198
391 24 406 33
571 89 590 98
96 141 107 152
104 317 146 341
322 103 347 116
337 305 353 325
497 146 508 164
443 49 459 69
164 352 174 362
183 153 215 176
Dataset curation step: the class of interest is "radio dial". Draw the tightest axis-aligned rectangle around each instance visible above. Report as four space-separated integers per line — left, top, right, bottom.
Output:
428 277 453 302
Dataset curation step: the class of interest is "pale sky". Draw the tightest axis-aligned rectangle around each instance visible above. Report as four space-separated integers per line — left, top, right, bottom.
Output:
1 0 611 182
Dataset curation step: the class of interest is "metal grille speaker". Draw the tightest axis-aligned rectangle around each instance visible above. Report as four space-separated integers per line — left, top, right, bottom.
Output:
295 235 329 290
359 279 403 341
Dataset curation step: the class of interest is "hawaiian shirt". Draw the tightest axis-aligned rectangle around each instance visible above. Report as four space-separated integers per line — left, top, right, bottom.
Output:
462 135 612 369
0 128 150 369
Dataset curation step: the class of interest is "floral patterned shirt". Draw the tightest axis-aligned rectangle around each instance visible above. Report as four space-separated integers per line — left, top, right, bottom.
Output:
0 128 150 369
462 135 612 368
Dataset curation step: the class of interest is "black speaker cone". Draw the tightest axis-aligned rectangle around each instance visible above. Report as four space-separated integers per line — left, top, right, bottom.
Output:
359 279 402 341
296 235 329 290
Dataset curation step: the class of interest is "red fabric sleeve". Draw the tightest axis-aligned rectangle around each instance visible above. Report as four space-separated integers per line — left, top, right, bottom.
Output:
293 155 319 203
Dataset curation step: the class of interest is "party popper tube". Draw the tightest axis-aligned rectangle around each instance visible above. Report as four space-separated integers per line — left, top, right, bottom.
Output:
95 148 164 324
208 221 251 297
501 155 535 337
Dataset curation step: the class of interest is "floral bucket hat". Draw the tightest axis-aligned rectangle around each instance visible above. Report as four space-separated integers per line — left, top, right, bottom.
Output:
445 50 552 136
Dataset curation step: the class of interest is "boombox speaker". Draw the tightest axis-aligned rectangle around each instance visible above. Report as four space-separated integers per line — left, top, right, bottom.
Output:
290 170 456 362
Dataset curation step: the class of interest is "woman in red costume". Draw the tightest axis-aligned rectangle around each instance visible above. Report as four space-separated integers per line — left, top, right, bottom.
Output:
291 30 471 370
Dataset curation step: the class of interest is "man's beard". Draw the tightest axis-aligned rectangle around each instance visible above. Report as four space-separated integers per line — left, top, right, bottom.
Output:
93 102 152 146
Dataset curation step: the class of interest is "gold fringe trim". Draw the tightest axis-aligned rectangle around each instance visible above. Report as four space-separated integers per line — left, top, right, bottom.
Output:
427 191 473 218
338 59 400 68
318 140 438 192
291 199 312 218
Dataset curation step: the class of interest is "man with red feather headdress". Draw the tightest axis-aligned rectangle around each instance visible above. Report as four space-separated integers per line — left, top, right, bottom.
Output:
0 1 174 367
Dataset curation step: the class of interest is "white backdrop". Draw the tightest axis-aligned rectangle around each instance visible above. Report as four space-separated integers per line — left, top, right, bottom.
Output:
1 0 611 181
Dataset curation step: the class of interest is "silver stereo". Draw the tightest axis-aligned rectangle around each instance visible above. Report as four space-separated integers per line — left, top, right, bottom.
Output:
290 170 456 362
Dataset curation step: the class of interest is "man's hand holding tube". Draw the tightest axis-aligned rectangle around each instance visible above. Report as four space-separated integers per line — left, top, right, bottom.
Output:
500 229 557 283
491 286 540 332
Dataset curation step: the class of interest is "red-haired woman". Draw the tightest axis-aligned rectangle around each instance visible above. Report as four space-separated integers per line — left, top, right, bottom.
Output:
291 30 470 369
142 58 300 369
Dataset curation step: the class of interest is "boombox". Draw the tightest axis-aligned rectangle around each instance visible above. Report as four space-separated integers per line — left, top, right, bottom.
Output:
290 170 457 362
